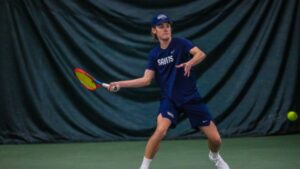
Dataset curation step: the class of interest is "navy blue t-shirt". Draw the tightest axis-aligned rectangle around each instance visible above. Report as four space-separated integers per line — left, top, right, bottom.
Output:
147 37 201 105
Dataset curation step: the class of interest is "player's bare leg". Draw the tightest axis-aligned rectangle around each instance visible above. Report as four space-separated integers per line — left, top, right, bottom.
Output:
200 122 230 169
139 114 171 169
145 114 171 158
200 121 222 152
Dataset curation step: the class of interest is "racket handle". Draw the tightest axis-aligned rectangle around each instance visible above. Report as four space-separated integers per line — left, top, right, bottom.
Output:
102 83 109 88
102 83 119 92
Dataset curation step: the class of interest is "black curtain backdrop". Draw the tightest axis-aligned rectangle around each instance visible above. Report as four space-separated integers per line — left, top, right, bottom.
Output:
0 0 299 143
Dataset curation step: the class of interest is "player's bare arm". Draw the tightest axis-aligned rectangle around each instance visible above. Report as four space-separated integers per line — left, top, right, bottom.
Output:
108 69 155 91
176 47 206 77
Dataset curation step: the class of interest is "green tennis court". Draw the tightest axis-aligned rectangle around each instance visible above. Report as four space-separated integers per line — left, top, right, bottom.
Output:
1 134 299 169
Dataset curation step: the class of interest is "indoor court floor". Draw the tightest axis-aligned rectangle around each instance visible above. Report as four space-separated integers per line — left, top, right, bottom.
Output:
0 134 299 169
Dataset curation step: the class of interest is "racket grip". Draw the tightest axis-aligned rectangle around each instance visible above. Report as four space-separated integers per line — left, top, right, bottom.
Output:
102 83 109 88
102 83 119 92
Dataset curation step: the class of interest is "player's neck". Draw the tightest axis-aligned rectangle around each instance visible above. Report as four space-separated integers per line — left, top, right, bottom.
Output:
159 37 172 49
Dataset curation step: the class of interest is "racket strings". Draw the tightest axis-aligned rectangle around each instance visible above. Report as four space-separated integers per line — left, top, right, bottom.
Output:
75 72 97 90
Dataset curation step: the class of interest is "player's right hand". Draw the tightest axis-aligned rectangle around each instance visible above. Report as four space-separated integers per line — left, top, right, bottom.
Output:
108 82 120 92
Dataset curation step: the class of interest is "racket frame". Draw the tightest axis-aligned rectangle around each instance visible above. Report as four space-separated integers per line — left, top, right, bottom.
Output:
73 68 109 91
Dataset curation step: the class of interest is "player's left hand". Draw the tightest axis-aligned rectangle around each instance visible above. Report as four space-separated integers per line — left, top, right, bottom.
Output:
176 62 192 77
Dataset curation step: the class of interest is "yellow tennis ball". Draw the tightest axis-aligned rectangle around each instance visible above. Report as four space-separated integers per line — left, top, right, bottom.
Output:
287 111 298 121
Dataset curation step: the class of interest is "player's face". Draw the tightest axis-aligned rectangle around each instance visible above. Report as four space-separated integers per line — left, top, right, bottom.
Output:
152 23 172 41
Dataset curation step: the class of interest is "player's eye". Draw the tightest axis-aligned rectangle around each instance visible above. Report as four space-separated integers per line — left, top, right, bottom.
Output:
157 24 164 29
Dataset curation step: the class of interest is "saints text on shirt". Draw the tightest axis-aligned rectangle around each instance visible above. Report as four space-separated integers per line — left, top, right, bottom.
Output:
157 55 174 66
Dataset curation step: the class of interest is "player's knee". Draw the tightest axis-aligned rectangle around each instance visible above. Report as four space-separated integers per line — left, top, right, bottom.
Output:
210 136 222 146
154 127 168 139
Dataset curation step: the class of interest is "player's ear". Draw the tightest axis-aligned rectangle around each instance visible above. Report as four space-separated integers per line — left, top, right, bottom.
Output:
151 27 158 40
151 27 156 34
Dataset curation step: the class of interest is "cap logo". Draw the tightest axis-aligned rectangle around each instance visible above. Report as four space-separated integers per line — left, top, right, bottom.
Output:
157 14 167 20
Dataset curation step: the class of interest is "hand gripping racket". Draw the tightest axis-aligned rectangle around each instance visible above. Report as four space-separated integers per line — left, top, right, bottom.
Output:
73 68 119 92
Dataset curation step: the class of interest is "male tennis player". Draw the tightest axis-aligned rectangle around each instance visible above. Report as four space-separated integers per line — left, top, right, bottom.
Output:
108 14 230 169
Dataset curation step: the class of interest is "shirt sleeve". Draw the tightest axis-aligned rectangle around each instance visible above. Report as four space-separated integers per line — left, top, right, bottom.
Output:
146 49 157 71
179 38 195 54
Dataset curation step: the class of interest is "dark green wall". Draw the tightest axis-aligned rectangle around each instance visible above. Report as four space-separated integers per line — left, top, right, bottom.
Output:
0 0 299 143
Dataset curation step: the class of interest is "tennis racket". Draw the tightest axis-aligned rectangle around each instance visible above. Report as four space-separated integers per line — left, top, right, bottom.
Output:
73 68 119 92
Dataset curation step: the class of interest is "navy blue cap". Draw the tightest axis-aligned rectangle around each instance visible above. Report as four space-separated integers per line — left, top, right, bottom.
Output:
151 14 172 27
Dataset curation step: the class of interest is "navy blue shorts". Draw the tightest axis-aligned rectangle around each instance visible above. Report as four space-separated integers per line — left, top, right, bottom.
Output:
158 97 212 129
